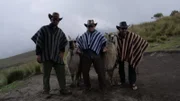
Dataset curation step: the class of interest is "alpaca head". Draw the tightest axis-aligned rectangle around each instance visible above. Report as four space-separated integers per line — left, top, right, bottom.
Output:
107 33 117 45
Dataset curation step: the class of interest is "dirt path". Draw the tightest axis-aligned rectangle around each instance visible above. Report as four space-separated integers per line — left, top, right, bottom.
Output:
0 52 180 101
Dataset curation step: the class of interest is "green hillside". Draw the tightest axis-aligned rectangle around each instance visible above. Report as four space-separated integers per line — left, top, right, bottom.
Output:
0 51 36 69
129 13 180 51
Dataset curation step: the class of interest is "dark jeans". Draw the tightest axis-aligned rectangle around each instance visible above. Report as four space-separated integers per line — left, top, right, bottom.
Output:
81 53 106 89
42 61 66 92
119 61 136 85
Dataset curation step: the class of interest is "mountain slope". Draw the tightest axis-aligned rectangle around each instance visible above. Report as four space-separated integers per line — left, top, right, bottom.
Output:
0 51 35 69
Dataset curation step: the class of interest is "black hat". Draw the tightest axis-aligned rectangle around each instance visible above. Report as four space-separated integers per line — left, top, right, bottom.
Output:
48 12 63 21
84 20 97 27
116 21 129 29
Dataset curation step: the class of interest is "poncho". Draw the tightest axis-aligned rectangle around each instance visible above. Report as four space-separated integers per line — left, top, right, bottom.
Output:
117 31 148 68
77 30 107 55
31 24 68 63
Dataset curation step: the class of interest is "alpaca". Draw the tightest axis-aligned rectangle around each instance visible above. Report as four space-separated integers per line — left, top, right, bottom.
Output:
66 36 81 87
104 33 118 85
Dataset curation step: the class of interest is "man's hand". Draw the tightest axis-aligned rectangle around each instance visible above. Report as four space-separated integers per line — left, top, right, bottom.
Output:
103 47 108 52
76 48 81 54
60 52 64 59
37 55 41 63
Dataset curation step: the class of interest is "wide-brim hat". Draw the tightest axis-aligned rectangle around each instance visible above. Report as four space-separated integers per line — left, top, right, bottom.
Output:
48 12 63 21
116 21 130 29
84 20 97 27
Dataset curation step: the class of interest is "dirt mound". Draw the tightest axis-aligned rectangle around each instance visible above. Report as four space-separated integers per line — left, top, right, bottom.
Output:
0 52 180 101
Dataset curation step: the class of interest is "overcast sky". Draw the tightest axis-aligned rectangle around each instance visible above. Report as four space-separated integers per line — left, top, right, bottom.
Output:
0 0 179 59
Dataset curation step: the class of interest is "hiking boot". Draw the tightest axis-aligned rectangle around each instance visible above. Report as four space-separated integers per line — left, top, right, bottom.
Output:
60 89 72 95
42 90 51 99
42 90 50 94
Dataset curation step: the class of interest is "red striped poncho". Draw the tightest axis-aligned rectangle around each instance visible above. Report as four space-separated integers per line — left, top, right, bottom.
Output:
117 31 148 68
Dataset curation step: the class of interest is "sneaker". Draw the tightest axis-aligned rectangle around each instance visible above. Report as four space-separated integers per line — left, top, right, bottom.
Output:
132 84 138 90
60 89 72 95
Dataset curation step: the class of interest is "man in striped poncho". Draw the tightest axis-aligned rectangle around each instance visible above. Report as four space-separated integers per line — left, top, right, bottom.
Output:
31 12 72 95
116 21 148 90
77 20 107 92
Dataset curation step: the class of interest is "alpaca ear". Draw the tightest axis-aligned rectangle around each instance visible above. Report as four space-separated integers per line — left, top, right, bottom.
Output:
48 14 52 20
68 35 71 40
104 33 108 38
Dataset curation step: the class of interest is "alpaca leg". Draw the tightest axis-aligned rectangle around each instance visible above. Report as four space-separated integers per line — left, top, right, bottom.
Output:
107 71 113 86
111 69 115 86
76 71 84 87
75 72 80 87
109 69 115 86
110 74 113 86
70 74 76 88
71 74 74 83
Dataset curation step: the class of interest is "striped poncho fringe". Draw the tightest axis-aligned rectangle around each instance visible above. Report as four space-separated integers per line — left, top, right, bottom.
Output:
117 31 148 68
77 30 107 55
31 25 68 63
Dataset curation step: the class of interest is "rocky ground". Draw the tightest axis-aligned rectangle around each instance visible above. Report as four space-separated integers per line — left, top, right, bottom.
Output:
0 52 180 101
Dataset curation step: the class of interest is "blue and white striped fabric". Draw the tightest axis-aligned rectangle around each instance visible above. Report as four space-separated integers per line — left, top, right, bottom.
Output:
77 30 107 55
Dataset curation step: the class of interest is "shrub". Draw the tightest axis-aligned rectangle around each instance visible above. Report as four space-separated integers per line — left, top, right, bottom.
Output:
170 10 179 16
160 35 167 41
34 65 41 74
6 69 24 84
148 38 157 43
153 13 163 19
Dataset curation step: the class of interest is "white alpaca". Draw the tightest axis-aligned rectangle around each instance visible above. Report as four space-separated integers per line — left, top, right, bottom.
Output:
66 36 81 87
104 33 118 85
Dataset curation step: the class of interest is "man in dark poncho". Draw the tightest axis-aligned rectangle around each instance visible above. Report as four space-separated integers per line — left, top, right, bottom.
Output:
116 21 148 90
31 12 71 95
77 20 107 92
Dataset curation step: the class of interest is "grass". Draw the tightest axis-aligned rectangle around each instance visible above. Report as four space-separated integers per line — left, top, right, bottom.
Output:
0 51 36 69
128 13 180 51
0 81 24 93
147 37 180 52
0 52 70 92
130 14 180 41
0 61 41 89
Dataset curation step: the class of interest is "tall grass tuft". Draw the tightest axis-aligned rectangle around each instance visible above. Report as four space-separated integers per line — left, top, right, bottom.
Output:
0 61 41 88
6 68 24 84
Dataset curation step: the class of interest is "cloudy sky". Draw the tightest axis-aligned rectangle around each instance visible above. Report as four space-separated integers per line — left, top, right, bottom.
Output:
0 0 179 59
